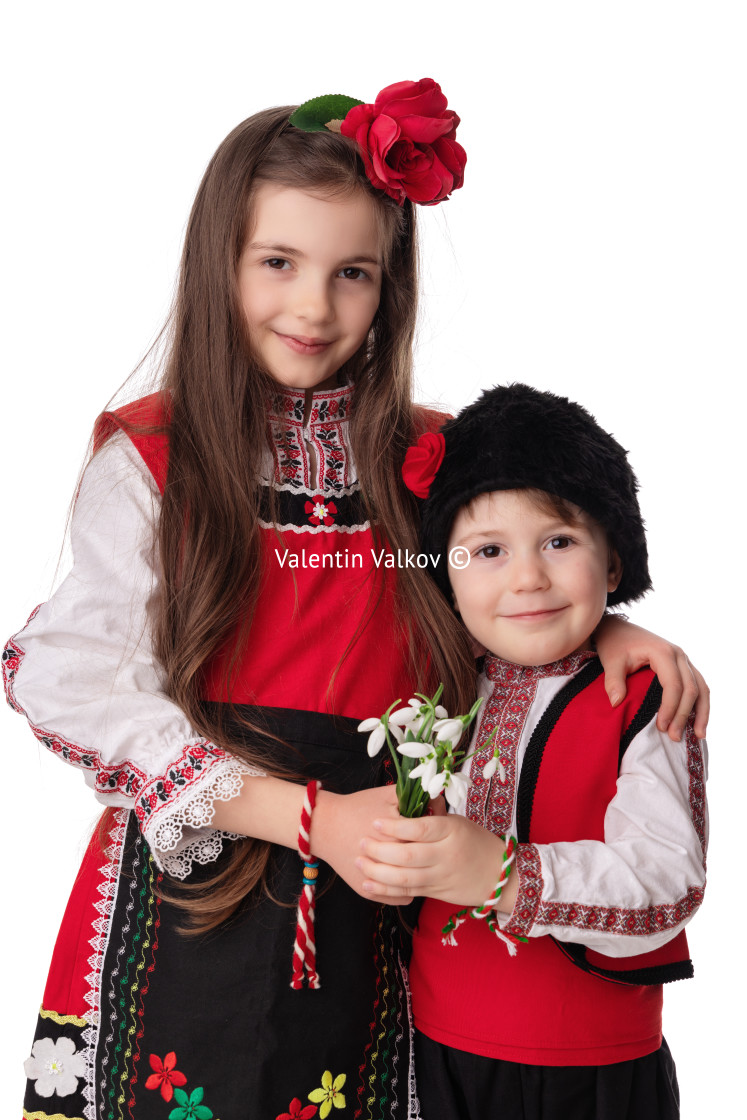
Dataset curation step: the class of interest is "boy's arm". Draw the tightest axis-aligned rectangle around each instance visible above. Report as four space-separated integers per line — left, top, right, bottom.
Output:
595 615 709 740
499 716 707 956
359 716 707 958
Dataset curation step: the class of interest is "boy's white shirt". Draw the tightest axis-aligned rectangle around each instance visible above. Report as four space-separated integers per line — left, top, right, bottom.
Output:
455 668 708 957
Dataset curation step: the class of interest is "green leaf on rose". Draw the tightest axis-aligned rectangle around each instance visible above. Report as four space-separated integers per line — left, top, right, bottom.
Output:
290 94 363 133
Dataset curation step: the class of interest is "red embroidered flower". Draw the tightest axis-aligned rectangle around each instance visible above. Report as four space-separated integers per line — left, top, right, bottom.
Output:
341 79 466 205
145 1052 187 1101
276 1099 318 1120
401 431 446 498
305 498 338 526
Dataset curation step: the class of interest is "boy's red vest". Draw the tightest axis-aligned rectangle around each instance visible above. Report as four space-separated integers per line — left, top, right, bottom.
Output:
516 658 695 985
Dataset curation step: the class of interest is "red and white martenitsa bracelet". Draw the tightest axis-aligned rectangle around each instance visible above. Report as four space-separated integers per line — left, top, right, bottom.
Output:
290 779 322 989
441 834 525 956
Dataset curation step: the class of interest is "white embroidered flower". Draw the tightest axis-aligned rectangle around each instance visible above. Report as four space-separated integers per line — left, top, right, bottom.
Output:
24 1036 86 1098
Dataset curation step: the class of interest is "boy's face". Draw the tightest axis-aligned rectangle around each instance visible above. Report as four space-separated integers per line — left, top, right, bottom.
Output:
447 490 622 666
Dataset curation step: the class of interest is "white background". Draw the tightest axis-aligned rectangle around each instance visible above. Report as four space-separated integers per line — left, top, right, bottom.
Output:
2 2 744 1115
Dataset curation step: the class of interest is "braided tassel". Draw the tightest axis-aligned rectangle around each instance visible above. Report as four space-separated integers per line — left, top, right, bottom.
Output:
441 834 523 955
291 779 322 989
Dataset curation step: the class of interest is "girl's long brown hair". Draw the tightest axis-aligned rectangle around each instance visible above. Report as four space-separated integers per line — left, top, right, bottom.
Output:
107 107 476 931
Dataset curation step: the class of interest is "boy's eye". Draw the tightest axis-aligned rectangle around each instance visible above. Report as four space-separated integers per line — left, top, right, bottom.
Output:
547 536 573 550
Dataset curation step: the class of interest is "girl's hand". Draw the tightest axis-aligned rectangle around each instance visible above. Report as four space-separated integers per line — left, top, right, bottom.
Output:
310 786 414 905
355 814 519 913
595 616 709 741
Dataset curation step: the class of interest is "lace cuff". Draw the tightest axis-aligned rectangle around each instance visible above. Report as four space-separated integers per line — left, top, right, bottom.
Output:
141 756 265 879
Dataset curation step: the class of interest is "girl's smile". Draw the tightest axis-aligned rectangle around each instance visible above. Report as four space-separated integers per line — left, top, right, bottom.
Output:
237 184 384 392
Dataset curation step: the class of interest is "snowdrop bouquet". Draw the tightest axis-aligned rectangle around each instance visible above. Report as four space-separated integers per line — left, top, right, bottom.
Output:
358 685 484 817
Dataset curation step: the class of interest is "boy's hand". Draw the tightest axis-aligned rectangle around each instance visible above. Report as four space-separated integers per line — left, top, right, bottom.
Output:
595 616 709 741
309 785 414 905
356 813 519 914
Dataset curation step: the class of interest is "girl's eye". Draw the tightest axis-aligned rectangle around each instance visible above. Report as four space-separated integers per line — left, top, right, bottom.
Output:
338 266 367 281
476 545 504 559
547 536 573 550
265 257 290 270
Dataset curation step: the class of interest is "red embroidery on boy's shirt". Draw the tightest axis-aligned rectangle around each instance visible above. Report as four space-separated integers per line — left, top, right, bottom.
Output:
467 653 598 837
533 883 705 937
504 844 544 939
685 722 707 855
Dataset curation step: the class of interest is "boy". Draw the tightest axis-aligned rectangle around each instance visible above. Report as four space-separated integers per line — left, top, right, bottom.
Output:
358 384 707 1120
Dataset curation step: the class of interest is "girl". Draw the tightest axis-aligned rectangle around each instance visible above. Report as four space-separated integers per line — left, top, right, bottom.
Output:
4 84 705 1120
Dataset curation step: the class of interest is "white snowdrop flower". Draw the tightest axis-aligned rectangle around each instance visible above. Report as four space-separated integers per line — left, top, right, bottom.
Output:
24 1037 86 1098
482 756 498 780
397 741 431 758
389 706 421 727
365 723 387 757
410 755 438 788
444 771 470 812
498 758 507 782
387 723 405 744
425 770 447 798
358 717 381 733
434 705 448 718
434 719 463 746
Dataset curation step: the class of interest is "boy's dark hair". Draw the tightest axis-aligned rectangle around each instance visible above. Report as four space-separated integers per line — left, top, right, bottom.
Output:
420 383 652 607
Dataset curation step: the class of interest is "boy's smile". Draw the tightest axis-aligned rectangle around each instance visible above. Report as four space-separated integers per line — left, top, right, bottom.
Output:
447 490 622 666
237 184 384 392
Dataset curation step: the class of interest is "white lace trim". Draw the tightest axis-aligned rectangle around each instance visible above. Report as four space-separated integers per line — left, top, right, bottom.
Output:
143 757 265 879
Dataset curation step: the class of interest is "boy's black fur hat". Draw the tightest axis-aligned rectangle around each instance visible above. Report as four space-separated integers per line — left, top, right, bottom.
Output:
420 383 651 607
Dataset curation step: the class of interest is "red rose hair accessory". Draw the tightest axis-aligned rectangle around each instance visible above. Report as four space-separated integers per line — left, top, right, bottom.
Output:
289 79 466 206
402 431 446 499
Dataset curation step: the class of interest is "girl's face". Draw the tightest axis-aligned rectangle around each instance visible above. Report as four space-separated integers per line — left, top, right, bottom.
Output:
447 490 622 666
238 183 384 392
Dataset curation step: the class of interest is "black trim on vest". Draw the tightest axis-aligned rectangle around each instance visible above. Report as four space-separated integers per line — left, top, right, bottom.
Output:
551 938 694 985
618 675 663 768
516 659 605 843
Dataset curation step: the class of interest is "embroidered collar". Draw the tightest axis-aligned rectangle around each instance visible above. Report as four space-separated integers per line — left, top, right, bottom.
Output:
269 383 353 426
483 649 598 687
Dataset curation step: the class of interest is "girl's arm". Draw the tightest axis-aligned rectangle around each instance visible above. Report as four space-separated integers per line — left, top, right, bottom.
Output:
595 614 709 740
4 436 263 880
5 432 411 901
212 778 413 903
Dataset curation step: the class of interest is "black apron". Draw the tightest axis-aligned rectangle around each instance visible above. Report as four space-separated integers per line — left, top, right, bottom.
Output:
23 708 419 1120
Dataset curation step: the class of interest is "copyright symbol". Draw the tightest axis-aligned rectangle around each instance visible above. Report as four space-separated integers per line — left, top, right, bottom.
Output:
448 546 470 570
